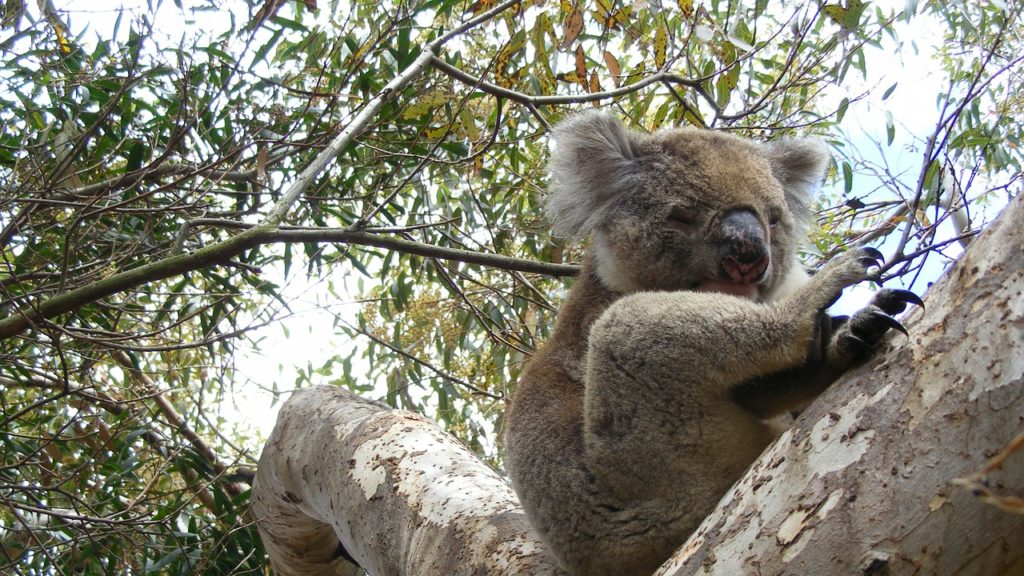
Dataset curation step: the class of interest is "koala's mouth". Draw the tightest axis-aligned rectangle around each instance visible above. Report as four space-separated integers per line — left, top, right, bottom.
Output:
695 280 760 300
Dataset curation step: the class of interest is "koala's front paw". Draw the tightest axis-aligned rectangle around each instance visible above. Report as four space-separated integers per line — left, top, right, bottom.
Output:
837 288 924 355
801 246 884 312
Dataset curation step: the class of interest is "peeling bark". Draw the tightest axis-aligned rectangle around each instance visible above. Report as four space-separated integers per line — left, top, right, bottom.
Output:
251 388 563 576
254 194 1023 576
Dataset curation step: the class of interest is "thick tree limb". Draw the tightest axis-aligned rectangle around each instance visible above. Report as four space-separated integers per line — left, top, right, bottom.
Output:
183 219 580 277
251 387 563 576
0 226 577 340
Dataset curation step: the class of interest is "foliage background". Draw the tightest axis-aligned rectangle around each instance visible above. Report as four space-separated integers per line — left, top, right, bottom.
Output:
0 0 1019 573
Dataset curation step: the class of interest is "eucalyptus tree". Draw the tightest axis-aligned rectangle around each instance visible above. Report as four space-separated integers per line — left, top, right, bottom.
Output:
0 0 1019 573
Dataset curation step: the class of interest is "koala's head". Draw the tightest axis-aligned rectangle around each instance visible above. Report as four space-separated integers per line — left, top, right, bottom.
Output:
546 112 828 301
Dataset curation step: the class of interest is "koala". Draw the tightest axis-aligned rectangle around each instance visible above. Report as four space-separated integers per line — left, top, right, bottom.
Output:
503 112 919 576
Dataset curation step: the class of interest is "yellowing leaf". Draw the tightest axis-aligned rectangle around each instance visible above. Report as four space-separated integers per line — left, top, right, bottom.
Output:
653 19 668 69
717 40 737 65
823 4 846 25
495 31 527 88
725 63 740 90
594 0 631 29
459 108 481 141
53 23 72 54
556 71 582 84
680 106 706 128
827 0 865 30
402 88 450 119
425 125 449 139
611 6 632 29
715 73 733 108
532 12 555 54
603 51 621 87
536 62 557 95
677 0 694 18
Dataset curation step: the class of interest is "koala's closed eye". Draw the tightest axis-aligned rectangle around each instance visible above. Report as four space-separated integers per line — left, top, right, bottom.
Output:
666 206 699 230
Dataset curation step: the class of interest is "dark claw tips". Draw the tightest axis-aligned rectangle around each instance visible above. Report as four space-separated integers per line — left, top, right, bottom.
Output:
857 247 884 270
859 256 883 269
868 310 909 337
860 246 884 261
890 288 924 309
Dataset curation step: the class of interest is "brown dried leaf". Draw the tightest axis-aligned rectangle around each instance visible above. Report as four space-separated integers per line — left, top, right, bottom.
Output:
603 51 621 87
563 8 583 48
574 45 588 90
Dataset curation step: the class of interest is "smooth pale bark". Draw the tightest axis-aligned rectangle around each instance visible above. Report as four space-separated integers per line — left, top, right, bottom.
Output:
254 194 1023 575
251 387 563 576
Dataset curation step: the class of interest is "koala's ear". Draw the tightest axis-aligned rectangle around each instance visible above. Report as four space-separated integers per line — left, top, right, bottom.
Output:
766 138 830 227
546 112 643 238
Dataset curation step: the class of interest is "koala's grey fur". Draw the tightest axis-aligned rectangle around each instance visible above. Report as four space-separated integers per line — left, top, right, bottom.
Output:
504 112 914 576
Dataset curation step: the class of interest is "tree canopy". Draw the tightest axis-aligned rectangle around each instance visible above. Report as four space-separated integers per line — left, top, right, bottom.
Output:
0 0 1020 573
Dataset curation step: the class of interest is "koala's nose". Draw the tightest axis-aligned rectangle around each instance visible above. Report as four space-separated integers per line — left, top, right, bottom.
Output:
717 209 769 284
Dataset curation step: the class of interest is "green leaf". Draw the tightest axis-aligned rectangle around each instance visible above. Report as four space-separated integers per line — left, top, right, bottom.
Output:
270 15 308 31
836 97 849 122
922 159 940 191
881 82 898 101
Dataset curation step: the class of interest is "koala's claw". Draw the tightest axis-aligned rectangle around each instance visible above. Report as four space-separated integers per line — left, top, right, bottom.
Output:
838 296 914 357
859 246 884 261
855 246 885 270
856 255 879 267
874 288 924 313
864 310 909 337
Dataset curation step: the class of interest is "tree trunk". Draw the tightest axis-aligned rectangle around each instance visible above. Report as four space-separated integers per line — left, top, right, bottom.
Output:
251 387 564 576
253 195 1024 575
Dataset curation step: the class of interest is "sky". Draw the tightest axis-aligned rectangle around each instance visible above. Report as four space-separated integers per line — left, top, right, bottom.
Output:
48 0 969 441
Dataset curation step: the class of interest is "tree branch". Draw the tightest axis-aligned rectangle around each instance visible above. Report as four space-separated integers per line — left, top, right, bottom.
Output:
431 56 704 107
0 221 578 340
251 386 563 576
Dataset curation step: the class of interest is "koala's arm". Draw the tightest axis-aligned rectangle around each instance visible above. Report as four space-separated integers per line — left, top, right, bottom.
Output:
582 248 916 501
730 286 921 419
